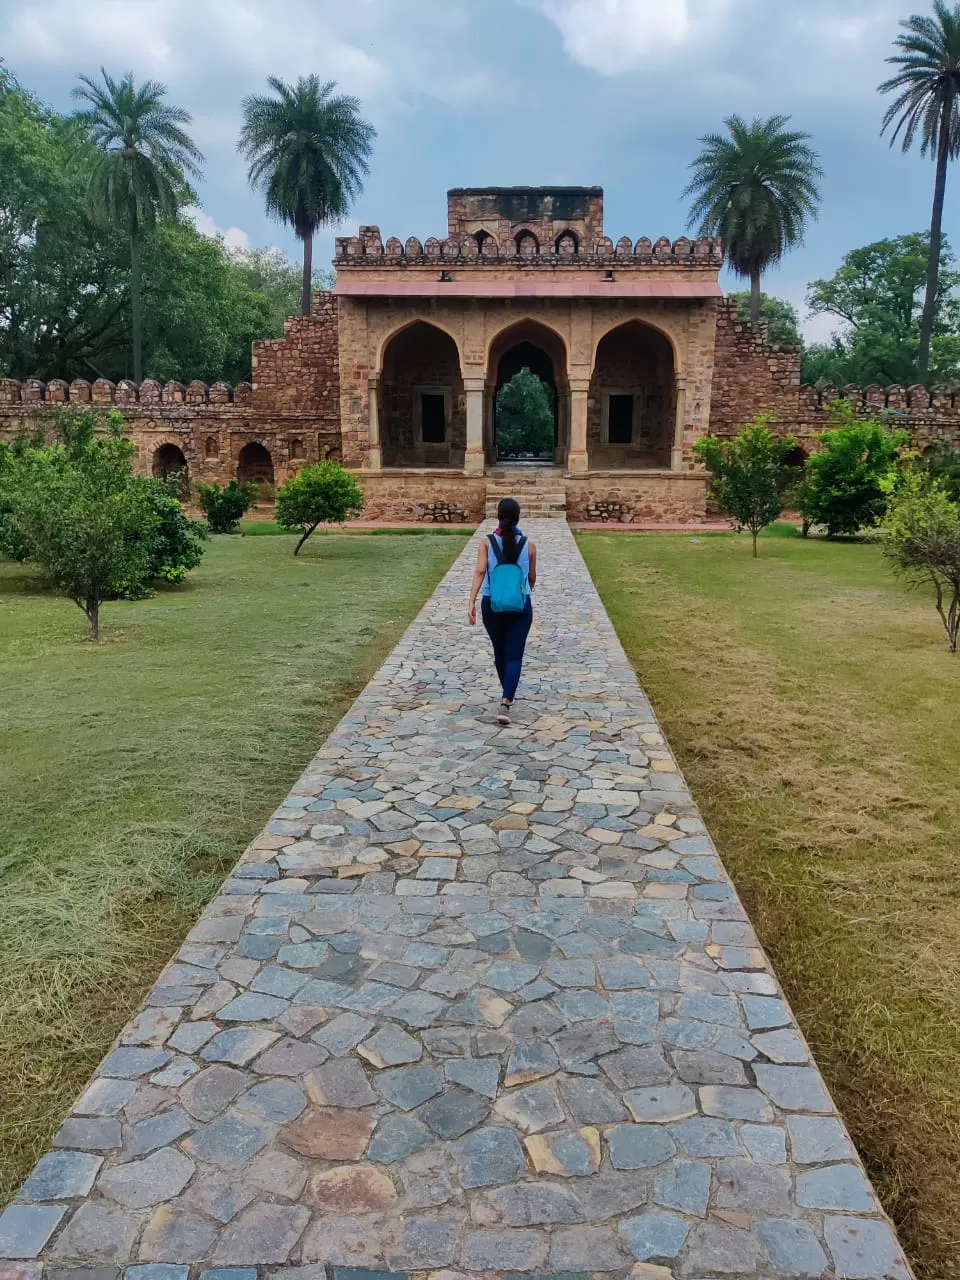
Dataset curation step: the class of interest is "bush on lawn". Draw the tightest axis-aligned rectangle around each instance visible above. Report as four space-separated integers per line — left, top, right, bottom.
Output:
195 479 258 533
2 410 206 638
693 417 801 556
799 401 908 537
883 468 960 652
275 462 364 555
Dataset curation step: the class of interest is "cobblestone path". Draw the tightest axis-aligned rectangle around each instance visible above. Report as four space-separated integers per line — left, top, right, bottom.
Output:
0 522 912 1280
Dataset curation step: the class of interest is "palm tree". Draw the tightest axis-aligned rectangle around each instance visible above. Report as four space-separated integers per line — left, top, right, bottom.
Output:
683 115 822 324
880 2 960 380
73 69 203 383
238 76 375 316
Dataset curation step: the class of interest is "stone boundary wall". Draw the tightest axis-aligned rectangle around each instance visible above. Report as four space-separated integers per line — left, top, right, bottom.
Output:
709 300 960 452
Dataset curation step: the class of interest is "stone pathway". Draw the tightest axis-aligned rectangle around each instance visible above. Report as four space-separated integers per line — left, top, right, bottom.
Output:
0 522 912 1280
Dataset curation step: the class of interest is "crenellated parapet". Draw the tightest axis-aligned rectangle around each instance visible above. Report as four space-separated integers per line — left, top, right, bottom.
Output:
0 377 254 406
335 225 724 268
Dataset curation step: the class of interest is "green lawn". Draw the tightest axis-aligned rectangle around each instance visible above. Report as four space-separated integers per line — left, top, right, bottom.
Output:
0 532 464 1202
579 529 960 1280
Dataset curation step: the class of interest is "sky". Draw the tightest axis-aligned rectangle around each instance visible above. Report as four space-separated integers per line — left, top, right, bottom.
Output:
3 0 957 341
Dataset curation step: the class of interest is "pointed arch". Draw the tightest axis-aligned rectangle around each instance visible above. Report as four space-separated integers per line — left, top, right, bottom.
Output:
589 319 676 469
487 319 569 464
376 317 463 375
380 320 465 468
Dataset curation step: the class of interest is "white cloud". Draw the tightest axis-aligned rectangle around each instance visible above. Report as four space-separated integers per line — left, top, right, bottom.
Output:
537 0 735 73
187 207 250 252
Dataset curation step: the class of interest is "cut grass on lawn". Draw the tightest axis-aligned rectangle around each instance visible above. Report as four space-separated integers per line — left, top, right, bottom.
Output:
0 532 461 1203
579 530 960 1280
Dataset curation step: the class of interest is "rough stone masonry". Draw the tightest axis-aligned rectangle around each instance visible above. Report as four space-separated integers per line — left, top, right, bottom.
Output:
0 522 913 1279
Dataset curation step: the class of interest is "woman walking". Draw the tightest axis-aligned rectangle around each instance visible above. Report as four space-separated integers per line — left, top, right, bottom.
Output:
468 498 537 724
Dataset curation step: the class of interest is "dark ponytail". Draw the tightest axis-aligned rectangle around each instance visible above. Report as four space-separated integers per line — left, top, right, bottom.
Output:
497 497 521 564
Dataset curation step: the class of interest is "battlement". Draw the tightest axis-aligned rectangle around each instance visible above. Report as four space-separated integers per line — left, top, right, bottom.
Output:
797 383 960 413
0 378 253 407
335 228 723 268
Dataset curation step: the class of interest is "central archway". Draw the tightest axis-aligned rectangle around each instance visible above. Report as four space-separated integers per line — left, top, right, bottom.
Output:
486 321 568 465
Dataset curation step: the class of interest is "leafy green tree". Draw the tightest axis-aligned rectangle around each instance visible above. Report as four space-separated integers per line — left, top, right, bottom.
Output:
239 76 375 315
0 71 130 380
73 69 204 382
803 233 960 385
4 411 158 639
799 402 909 537
138 222 275 384
729 291 803 345
684 115 821 322
195 479 257 533
883 467 960 649
275 461 363 554
495 369 556 457
693 417 801 556
229 246 332 331
880 2 960 378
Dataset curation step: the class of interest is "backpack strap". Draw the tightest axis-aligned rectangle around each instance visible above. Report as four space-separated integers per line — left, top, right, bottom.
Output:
487 533 505 565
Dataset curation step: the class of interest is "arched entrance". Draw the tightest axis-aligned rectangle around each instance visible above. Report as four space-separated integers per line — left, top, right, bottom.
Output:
237 442 275 486
589 321 676 469
152 443 189 496
380 322 465 468
486 321 568 465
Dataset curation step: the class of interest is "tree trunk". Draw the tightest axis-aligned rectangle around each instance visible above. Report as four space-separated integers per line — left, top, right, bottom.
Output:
294 523 319 556
750 268 762 325
918 117 952 380
751 527 759 558
130 228 143 384
301 232 313 316
86 597 100 642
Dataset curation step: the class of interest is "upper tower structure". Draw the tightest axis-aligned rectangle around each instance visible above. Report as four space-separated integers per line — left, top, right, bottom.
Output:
333 184 723 295
446 186 605 255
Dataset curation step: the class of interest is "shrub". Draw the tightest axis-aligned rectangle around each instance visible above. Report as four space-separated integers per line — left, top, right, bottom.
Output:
275 462 364 555
883 469 960 652
195 479 257 533
693 417 801 556
799 401 908 537
118 474 207 598
3 410 205 637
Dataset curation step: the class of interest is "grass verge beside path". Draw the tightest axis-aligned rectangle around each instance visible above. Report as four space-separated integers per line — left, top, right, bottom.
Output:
0 533 463 1203
579 531 960 1280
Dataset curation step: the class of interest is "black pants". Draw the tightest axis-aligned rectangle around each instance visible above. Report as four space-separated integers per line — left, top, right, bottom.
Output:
481 597 533 702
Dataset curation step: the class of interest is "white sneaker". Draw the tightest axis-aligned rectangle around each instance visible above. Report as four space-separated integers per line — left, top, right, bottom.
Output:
497 701 511 725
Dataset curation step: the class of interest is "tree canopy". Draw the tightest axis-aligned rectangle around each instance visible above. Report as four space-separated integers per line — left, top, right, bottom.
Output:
684 114 821 322
729 292 803 346
239 76 375 314
0 68 307 385
495 370 556 458
879 2 960 378
73 68 204 382
803 233 960 386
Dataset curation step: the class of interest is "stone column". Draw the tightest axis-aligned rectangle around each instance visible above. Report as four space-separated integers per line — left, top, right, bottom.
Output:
567 379 590 475
464 377 485 476
367 375 382 471
671 376 687 471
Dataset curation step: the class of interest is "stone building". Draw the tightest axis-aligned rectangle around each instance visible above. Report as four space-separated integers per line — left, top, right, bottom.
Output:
3 185 960 524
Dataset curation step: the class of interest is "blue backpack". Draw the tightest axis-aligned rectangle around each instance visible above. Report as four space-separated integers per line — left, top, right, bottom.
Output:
487 533 529 613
